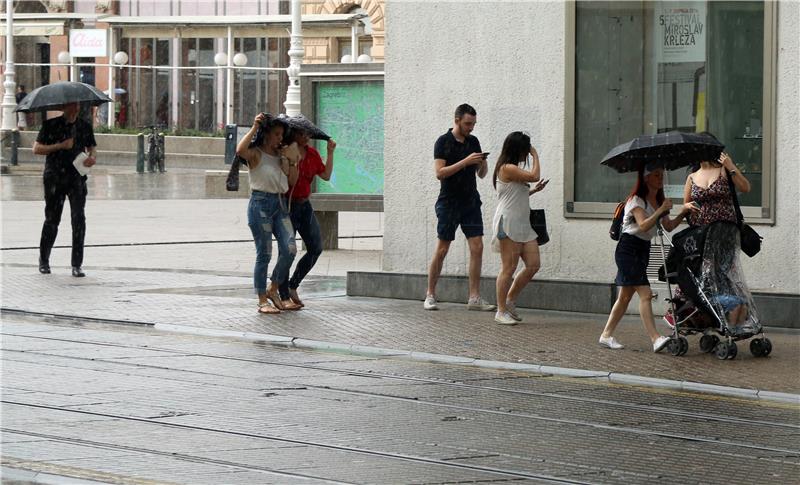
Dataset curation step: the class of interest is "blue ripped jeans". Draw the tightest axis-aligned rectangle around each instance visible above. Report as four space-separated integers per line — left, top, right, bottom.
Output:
248 191 297 294
279 200 323 300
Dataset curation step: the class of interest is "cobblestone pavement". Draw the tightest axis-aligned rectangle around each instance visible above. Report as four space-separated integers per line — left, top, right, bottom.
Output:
2 261 798 395
2 318 798 484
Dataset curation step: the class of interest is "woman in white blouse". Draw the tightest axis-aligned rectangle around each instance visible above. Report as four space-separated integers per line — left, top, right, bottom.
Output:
236 113 300 314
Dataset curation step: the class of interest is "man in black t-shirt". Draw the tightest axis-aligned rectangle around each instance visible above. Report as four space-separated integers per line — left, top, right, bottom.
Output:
33 102 98 277
424 104 496 312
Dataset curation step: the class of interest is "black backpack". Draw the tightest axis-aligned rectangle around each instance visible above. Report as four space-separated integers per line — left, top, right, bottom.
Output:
609 199 627 241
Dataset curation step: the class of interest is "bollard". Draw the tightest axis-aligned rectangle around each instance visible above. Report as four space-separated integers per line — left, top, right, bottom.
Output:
10 130 19 166
136 133 145 173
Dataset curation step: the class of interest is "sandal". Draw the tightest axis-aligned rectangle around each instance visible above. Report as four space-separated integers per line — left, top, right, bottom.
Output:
266 287 285 310
258 302 280 314
288 288 305 307
281 300 302 311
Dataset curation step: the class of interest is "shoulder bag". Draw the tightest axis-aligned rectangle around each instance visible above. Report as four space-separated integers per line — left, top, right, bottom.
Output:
529 209 549 246
727 170 762 257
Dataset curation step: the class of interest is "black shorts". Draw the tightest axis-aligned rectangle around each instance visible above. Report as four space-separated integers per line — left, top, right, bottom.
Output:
614 233 651 287
435 198 484 241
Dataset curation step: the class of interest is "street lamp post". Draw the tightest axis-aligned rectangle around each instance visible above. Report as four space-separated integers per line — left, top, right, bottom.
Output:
283 0 302 117
2 0 17 133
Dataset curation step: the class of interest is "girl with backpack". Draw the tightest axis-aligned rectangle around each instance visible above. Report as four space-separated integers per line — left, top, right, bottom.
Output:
598 165 697 351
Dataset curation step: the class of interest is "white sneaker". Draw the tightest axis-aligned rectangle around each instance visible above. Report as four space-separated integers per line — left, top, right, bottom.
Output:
467 296 497 312
598 336 624 349
506 301 522 322
653 336 670 353
423 295 438 311
494 311 517 325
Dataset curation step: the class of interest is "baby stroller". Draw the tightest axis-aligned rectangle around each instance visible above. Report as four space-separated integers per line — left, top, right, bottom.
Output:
657 221 772 360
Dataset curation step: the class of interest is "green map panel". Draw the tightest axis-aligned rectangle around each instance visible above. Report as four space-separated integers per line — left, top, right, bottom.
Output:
315 81 384 195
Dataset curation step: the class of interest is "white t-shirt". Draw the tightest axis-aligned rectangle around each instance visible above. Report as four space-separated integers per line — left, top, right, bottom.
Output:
622 196 657 241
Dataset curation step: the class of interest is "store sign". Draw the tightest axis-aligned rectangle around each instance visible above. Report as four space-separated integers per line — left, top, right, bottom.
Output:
655 1 707 63
69 29 108 57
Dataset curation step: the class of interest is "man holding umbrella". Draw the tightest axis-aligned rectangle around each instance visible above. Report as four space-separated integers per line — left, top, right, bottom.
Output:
32 101 97 277
19 82 110 277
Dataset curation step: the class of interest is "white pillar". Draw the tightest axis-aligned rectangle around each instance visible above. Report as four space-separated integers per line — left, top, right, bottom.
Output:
226 26 233 126
283 0 302 116
107 27 115 128
351 21 358 59
1 0 18 132
171 37 179 128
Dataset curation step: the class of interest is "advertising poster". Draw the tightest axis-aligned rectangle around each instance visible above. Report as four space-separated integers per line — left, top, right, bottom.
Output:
655 1 707 63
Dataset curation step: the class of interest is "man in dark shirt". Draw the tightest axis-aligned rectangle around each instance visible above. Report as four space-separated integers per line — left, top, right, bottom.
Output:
33 102 97 277
424 103 496 312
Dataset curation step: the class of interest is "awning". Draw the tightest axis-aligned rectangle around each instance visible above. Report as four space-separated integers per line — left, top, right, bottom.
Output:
0 13 364 38
0 12 108 37
104 14 364 39
0 22 65 36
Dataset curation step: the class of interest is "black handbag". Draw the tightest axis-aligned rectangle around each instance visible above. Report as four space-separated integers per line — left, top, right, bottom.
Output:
726 171 762 257
226 155 246 191
529 209 549 246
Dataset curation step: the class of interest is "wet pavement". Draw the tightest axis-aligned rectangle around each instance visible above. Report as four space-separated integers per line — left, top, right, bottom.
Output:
2 164 212 201
3 317 798 484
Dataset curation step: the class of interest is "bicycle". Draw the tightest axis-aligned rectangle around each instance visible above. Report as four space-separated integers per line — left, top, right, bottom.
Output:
140 124 166 173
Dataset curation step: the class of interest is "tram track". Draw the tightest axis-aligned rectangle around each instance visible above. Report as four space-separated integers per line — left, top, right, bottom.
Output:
3 318 799 433
4 313 800 483
1 404 593 485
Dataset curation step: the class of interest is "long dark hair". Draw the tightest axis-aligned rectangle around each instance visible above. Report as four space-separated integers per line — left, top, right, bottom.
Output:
492 131 531 189
250 114 286 149
690 131 723 172
630 167 665 208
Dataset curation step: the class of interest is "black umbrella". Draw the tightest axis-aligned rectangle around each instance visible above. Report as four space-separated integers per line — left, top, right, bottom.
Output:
14 81 112 113
601 131 724 173
277 113 330 140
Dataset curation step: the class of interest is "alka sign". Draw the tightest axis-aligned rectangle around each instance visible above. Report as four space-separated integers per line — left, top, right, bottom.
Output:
69 29 108 58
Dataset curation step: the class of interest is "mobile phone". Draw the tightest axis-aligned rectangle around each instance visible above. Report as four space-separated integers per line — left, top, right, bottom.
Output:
690 201 701 209
482 152 490 159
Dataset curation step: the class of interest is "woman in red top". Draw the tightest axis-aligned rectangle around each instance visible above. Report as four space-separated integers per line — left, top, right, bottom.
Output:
278 128 337 308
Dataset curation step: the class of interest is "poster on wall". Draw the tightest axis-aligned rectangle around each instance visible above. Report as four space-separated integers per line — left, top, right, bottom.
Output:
655 1 707 63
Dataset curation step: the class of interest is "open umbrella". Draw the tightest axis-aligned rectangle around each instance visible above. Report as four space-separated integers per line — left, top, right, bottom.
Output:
14 81 112 113
277 113 330 141
601 131 724 173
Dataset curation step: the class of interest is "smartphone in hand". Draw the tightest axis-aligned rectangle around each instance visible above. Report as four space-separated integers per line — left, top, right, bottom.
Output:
482 152 490 159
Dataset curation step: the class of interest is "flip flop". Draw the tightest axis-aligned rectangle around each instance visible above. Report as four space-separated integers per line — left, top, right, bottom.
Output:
289 288 305 307
281 300 302 311
267 287 285 310
258 302 280 314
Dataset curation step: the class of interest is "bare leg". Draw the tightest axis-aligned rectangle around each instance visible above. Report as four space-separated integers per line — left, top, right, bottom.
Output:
426 239 451 297
466 236 484 300
600 286 636 338
496 238 522 313
635 285 662 343
507 240 541 303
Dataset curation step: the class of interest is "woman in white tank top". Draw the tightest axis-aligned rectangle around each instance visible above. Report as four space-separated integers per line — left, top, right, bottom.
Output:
236 113 300 314
491 132 549 325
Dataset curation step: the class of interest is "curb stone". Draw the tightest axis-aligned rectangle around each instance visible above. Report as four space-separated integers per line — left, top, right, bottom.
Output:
152 323 800 405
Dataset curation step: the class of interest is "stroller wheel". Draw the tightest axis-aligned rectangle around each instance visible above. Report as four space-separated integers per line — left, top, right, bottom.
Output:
750 338 772 357
726 341 738 360
668 337 682 357
678 336 689 356
714 342 727 360
699 335 719 353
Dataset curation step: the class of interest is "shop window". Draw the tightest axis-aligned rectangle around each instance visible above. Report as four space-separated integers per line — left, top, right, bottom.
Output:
566 1 776 222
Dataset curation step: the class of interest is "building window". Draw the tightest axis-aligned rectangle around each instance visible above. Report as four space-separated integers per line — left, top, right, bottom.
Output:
566 1 776 222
